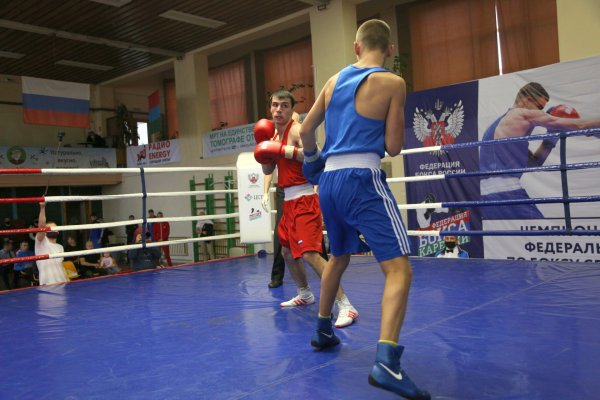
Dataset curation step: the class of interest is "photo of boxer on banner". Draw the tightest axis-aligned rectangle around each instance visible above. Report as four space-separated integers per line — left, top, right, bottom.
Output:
479 81 600 220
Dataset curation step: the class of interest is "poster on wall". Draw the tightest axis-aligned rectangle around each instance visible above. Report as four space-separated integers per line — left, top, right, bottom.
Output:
202 123 256 158
478 55 600 262
126 139 180 167
201 114 307 158
404 81 483 258
404 55 600 261
0 145 116 169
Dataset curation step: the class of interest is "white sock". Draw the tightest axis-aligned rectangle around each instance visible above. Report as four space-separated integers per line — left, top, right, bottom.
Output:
336 293 350 307
298 286 312 297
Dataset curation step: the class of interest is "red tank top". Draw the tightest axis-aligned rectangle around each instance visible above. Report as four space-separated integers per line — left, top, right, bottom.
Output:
275 120 307 188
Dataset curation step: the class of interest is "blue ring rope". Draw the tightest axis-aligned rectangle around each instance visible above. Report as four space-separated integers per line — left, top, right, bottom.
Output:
406 127 600 238
445 161 600 180
441 194 600 208
405 127 600 152
436 229 600 237
140 167 147 249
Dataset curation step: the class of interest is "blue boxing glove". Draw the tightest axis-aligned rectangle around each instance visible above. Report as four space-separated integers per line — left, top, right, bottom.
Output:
302 148 325 185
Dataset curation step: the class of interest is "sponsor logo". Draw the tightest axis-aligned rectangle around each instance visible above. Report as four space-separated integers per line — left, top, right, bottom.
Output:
7 146 26 165
378 363 403 381
136 147 147 162
249 208 262 221
248 173 259 184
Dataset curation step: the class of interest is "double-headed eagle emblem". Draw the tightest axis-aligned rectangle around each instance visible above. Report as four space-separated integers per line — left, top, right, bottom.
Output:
413 99 464 153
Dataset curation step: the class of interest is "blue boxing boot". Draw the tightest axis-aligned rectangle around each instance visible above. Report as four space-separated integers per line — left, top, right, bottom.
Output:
368 342 430 400
310 314 340 350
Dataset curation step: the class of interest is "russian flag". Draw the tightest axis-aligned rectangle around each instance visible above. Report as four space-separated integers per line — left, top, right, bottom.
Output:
148 90 161 136
22 76 90 128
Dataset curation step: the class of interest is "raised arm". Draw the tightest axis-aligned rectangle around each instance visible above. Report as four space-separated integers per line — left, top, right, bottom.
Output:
36 202 47 241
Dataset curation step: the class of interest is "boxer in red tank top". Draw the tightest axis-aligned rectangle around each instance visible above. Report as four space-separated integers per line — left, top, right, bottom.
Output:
254 90 358 328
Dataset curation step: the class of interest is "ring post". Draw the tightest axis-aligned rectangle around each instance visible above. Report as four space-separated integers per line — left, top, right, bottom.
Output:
236 152 272 245
225 173 236 251
189 177 199 263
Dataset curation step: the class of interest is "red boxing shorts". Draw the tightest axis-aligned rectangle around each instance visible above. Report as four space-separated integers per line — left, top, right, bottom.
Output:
278 193 323 259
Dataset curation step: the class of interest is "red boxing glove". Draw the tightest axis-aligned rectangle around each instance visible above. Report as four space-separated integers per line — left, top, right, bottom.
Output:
254 141 300 164
254 141 283 164
548 104 580 119
254 119 275 144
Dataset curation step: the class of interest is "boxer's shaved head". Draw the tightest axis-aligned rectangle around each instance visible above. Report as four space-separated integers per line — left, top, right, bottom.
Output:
356 19 391 53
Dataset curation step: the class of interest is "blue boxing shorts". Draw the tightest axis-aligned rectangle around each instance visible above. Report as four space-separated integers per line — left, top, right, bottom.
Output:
319 166 411 262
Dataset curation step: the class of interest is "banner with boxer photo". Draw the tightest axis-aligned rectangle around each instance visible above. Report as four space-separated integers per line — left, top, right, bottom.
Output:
477 55 600 262
404 55 600 261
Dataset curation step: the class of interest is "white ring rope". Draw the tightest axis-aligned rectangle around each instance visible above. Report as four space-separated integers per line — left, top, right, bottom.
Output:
43 189 237 203
48 213 238 232
407 230 440 237
387 175 446 183
397 202 443 210
34 166 236 175
46 233 242 260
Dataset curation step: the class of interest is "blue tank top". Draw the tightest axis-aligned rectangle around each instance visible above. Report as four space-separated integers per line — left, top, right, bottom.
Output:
322 65 389 159
480 111 533 178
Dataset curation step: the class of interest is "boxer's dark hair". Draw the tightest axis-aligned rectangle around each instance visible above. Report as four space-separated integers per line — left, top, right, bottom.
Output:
269 90 296 108
516 82 549 103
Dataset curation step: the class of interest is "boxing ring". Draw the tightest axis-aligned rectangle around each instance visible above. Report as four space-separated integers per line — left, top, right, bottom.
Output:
1 129 600 400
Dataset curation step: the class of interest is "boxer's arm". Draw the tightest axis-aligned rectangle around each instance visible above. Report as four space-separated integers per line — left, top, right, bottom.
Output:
261 162 276 176
385 76 407 157
36 202 46 241
264 173 273 195
300 81 329 152
289 123 305 162
532 112 600 131
529 141 555 167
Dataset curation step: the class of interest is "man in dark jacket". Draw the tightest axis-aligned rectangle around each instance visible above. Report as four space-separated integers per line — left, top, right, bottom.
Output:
127 232 162 271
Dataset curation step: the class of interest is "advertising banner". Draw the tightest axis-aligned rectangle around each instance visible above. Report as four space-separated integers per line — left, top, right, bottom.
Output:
0 145 115 169
404 81 483 258
404 55 600 260
202 123 255 158
126 139 180 167
236 152 272 243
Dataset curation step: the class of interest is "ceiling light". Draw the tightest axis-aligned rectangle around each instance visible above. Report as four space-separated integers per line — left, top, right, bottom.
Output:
0 19 182 58
159 10 226 28
0 50 25 59
55 60 114 71
89 0 132 7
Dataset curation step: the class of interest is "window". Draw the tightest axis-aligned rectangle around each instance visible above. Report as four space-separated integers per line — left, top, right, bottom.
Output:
137 121 148 145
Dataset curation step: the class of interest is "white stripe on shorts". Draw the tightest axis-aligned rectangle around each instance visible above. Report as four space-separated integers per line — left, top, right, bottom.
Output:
370 168 410 253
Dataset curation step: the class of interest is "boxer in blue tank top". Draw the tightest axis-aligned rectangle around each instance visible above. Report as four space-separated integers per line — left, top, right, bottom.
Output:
479 110 544 219
300 19 430 400
478 82 600 220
